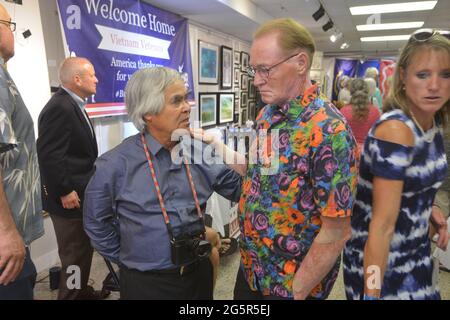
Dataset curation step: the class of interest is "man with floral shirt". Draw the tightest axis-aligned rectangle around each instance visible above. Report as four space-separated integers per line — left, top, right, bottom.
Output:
234 18 359 300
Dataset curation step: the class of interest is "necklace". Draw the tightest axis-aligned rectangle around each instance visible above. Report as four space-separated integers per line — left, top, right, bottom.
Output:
409 112 435 143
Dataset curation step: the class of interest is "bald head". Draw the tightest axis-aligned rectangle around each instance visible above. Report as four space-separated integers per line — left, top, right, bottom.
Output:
59 57 98 99
0 4 14 62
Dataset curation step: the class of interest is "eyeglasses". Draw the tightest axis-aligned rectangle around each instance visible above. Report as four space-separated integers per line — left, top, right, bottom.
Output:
0 19 16 32
410 28 450 42
246 52 299 79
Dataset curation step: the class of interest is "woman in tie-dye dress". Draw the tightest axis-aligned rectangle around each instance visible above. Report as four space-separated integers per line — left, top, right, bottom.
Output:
343 30 450 300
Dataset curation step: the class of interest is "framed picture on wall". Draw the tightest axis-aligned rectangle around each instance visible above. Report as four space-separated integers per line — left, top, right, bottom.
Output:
198 41 219 84
220 46 233 89
234 98 240 114
241 108 248 125
248 80 256 99
234 67 240 85
199 93 217 127
234 51 240 65
240 51 249 72
218 93 235 124
241 74 248 91
241 92 248 108
248 101 256 120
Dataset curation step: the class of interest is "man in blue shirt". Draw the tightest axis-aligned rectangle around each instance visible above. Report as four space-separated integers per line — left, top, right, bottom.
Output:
83 67 242 299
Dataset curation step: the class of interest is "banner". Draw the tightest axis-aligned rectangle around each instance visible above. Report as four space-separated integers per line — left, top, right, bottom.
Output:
57 0 194 118
379 59 396 102
332 59 358 102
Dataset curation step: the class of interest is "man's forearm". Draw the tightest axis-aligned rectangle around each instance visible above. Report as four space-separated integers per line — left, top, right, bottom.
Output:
293 237 347 299
0 170 16 231
212 139 247 176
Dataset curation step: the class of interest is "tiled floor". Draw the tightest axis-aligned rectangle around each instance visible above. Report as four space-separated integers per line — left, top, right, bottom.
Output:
34 250 450 300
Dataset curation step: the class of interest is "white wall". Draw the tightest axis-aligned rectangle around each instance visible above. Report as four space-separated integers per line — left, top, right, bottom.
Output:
3 1 58 273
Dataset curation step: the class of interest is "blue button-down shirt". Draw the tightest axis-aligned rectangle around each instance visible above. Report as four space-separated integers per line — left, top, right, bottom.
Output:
83 131 242 271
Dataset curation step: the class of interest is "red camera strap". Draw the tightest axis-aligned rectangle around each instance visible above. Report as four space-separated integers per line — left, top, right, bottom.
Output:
140 133 203 227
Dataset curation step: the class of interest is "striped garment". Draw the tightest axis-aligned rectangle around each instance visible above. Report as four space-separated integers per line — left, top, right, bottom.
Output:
343 109 447 300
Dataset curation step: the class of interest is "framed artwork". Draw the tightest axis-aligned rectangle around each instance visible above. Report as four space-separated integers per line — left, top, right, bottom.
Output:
234 98 240 114
198 41 219 84
241 108 248 125
248 101 256 120
241 74 248 91
241 92 248 108
220 46 233 89
234 67 240 85
248 79 256 99
218 93 235 124
240 51 249 72
234 51 240 65
199 93 217 127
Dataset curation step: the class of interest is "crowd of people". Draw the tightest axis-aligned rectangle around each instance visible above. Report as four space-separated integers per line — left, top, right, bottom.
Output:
0 0 449 301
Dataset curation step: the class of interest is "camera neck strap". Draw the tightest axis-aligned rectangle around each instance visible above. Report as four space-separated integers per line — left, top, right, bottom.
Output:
140 133 204 239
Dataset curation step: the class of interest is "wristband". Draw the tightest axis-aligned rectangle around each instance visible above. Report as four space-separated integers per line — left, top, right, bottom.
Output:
363 294 379 300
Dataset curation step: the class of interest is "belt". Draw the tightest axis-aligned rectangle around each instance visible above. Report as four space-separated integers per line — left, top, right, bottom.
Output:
146 260 199 276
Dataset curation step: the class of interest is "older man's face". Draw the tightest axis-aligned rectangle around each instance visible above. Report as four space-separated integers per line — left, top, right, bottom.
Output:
0 5 14 62
250 32 306 107
149 80 190 138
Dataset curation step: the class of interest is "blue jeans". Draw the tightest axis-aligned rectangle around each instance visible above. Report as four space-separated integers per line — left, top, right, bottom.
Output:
0 248 37 300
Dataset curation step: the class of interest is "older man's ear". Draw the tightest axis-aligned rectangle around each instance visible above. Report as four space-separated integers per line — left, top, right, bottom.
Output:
143 114 152 123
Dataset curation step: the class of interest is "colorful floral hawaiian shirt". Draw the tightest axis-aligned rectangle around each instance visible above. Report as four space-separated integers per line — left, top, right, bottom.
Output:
238 84 359 299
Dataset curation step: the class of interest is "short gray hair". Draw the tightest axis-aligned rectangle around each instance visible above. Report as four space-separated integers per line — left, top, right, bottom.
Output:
125 67 183 131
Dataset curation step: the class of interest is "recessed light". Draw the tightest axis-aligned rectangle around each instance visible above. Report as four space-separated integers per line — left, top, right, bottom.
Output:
350 1 437 15
357 22 424 31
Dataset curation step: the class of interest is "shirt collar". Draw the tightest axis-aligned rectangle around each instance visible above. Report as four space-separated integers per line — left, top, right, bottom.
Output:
270 83 319 121
144 131 165 156
61 85 86 110
0 57 4 65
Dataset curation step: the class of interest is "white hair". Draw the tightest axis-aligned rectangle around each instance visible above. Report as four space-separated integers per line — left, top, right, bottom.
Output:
125 67 183 131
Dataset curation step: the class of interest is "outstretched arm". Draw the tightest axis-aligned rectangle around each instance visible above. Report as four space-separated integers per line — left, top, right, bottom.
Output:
190 128 247 176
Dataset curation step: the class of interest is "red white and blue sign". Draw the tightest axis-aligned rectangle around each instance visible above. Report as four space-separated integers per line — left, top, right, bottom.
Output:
57 0 194 118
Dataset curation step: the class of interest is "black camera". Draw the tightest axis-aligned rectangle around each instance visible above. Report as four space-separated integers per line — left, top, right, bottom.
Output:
170 234 212 266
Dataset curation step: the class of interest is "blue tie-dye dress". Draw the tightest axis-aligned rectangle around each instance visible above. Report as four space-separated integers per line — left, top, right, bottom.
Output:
343 109 447 300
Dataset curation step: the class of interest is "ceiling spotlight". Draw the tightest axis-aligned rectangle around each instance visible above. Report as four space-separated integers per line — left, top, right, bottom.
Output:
330 31 342 43
340 42 350 49
322 19 334 32
312 4 325 21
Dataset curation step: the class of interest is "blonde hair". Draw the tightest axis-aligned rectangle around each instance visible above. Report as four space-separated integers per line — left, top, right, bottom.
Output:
254 18 316 69
384 33 450 125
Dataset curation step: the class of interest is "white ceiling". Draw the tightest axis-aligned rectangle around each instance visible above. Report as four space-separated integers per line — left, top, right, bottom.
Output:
143 0 450 57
